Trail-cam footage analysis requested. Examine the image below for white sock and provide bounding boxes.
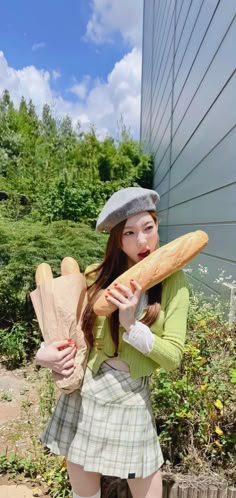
[73,490,101,498]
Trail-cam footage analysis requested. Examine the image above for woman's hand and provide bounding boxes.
[35,339,77,377]
[105,279,142,331]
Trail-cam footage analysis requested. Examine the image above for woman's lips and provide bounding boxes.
[137,249,150,260]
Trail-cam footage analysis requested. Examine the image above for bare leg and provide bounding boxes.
[127,469,162,498]
[67,461,101,497]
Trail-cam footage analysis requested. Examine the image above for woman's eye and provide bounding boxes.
[123,231,133,236]
[145,225,154,231]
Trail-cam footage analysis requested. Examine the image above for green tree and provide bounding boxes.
[0,92,154,222]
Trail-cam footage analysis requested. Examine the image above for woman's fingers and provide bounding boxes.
[36,342,77,373]
[111,283,133,298]
[58,344,77,360]
[59,347,76,370]
[106,291,135,311]
[54,355,76,375]
[107,279,142,304]
[54,339,73,349]
[60,366,75,377]
[105,293,122,307]
[107,288,129,303]
[130,279,142,293]
[61,358,75,370]
[106,279,142,331]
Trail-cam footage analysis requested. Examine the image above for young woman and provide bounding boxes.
[36,187,189,498]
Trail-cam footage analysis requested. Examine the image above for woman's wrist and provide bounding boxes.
[123,321,154,354]
[125,321,136,333]
[35,347,47,367]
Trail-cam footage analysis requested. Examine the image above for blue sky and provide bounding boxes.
[0,0,143,138]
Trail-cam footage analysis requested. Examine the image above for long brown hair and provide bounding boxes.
[82,211,162,354]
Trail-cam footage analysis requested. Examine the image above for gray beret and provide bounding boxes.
[96,187,160,232]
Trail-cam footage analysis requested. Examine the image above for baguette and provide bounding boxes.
[61,256,80,275]
[61,256,86,323]
[93,230,208,316]
[31,258,88,394]
[35,263,53,286]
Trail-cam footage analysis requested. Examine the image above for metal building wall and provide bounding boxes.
[140,0,236,295]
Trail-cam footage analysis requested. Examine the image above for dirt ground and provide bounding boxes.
[0,477,46,498]
[0,361,52,498]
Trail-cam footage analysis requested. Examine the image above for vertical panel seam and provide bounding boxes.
[150,0,155,150]
[139,0,146,142]
[167,0,177,242]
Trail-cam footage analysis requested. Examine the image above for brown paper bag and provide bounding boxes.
[30,273,89,394]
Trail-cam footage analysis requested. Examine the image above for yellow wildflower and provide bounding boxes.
[214,399,223,410]
[215,426,224,436]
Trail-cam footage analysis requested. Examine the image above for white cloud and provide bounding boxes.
[51,70,61,81]
[61,47,141,138]
[51,69,61,81]
[69,76,91,100]
[0,43,141,138]
[56,47,142,138]
[0,51,53,111]
[32,42,46,51]
[0,2,143,139]
[85,0,143,47]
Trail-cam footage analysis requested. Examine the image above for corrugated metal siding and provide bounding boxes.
[140,0,155,149]
[140,0,236,295]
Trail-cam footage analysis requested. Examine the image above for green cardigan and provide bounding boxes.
[85,265,189,379]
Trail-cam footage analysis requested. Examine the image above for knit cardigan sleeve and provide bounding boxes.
[146,270,189,371]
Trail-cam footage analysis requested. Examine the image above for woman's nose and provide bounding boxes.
[137,232,146,246]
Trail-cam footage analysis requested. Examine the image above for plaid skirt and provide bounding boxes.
[41,363,164,479]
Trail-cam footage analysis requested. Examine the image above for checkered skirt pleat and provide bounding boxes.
[41,363,164,478]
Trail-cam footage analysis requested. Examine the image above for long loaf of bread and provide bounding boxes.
[61,256,80,275]
[31,258,88,394]
[93,230,208,316]
[61,257,86,324]
[35,263,53,286]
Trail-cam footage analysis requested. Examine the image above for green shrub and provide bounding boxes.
[39,370,56,423]
[0,322,39,366]
[34,177,144,227]
[0,451,71,497]
[150,294,236,482]
[0,218,107,362]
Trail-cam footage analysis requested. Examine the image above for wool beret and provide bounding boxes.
[96,187,160,232]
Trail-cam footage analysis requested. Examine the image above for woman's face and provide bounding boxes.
[121,211,159,267]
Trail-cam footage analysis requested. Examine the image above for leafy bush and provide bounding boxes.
[150,293,236,482]
[0,90,153,225]
[0,218,107,362]
[0,451,71,497]
[0,90,153,364]
[0,322,39,367]
[35,177,134,226]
